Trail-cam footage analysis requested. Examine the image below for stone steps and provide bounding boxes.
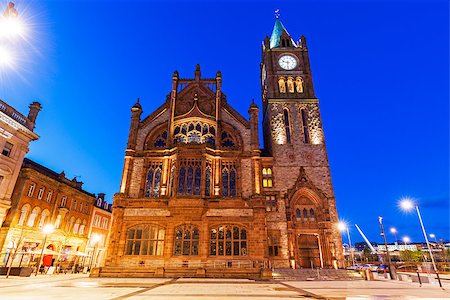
[272,268,363,281]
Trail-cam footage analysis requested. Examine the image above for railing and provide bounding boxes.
[126,259,268,269]
[0,99,33,130]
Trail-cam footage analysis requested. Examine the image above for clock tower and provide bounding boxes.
[260,17,344,269]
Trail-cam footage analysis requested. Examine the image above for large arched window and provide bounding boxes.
[283,109,291,144]
[73,218,81,234]
[173,122,215,147]
[178,160,202,196]
[173,225,199,256]
[205,163,212,197]
[293,197,318,223]
[26,207,39,227]
[210,225,247,256]
[145,162,163,197]
[38,209,50,228]
[300,109,310,144]
[125,224,165,256]
[18,205,30,226]
[221,162,237,197]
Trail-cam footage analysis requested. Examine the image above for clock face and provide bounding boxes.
[278,55,297,70]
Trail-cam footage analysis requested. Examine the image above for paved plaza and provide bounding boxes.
[0,274,449,299]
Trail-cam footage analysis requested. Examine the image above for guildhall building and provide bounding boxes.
[100,18,344,278]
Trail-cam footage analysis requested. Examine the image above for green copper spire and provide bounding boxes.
[269,18,296,49]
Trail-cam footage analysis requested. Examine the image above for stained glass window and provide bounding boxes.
[221,162,237,197]
[178,160,202,196]
[210,225,247,256]
[173,122,216,147]
[178,167,186,194]
[125,225,165,256]
[145,162,162,198]
[222,168,229,197]
[205,166,211,197]
[194,168,201,195]
[284,109,291,144]
[173,225,199,256]
[301,109,310,144]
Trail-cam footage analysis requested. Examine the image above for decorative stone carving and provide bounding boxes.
[123,208,171,217]
[205,209,253,217]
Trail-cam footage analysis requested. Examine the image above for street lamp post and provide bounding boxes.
[400,198,443,288]
[35,224,54,276]
[338,222,355,267]
[378,216,397,280]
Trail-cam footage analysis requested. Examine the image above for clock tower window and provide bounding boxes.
[278,77,286,93]
[283,109,292,144]
[287,77,295,93]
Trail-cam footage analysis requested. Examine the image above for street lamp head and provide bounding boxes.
[399,197,415,212]
[390,227,397,234]
[429,233,435,239]
[337,221,348,232]
[91,233,101,243]
[402,236,410,243]
[42,224,54,235]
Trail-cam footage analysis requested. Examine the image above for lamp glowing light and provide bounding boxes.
[337,221,347,231]
[42,224,54,235]
[91,233,101,243]
[0,46,14,67]
[399,197,415,212]
[390,227,397,234]
[402,236,410,244]
[0,17,25,38]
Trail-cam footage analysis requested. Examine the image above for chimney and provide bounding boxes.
[27,102,42,129]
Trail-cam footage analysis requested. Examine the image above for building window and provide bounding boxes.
[205,163,212,197]
[27,183,36,197]
[60,196,67,207]
[79,202,83,212]
[125,225,165,256]
[38,210,49,228]
[102,217,108,229]
[265,195,277,212]
[18,205,30,226]
[73,220,80,234]
[72,200,77,211]
[295,207,316,222]
[268,237,279,256]
[301,109,310,144]
[210,225,247,256]
[144,162,163,198]
[46,190,53,203]
[262,168,273,188]
[26,207,39,227]
[177,160,202,196]
[79,224,85,235]
[283,109,291,144]
[55,214,62,228]
[37,187,45,200]
[221,162,237,197]
[174,225,199,256]
[2,142,13,157]
[173,122,215,147]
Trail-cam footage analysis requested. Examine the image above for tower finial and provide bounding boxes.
[275,9,280,19]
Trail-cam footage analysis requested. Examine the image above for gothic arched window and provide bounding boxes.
[287,77,295,93]
[221,162,237,197]
[296,208,301,220]
[301,109,310,144]
[278,77,286,93]
[283,109,291,144]
[205,166,211,197]
[303,208,308,219]
[310,208,315,220]
[125,224,165,256]
[174,225,199,256]
[173,122,216,147]
[144,162,163,198]
[178,160,202,196]
[295,76,304,93]
[209,225,247,256]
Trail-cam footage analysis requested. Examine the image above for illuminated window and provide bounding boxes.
[37,187,44,200]
[46,190,53,203]
[174,225,199,256]
[18,205,30,226]
[26,207,39,227]
[173,122,215,147]
[265,195,277,212]
[144,162,163,197]
[268,236,279,256]
[126,225,165,256]
[222,162,237,197]
[283,109,291,144]
[262,167,273,188]
[301,109,310,144]
[60,196,67,207]
[178,160,202,196]
[27,183,35,197]
[210,225,247,256]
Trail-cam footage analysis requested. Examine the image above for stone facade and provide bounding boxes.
[101,17,344,278]
[0,100,41,227]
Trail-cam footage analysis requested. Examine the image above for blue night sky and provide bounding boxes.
[3,0,448,244]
